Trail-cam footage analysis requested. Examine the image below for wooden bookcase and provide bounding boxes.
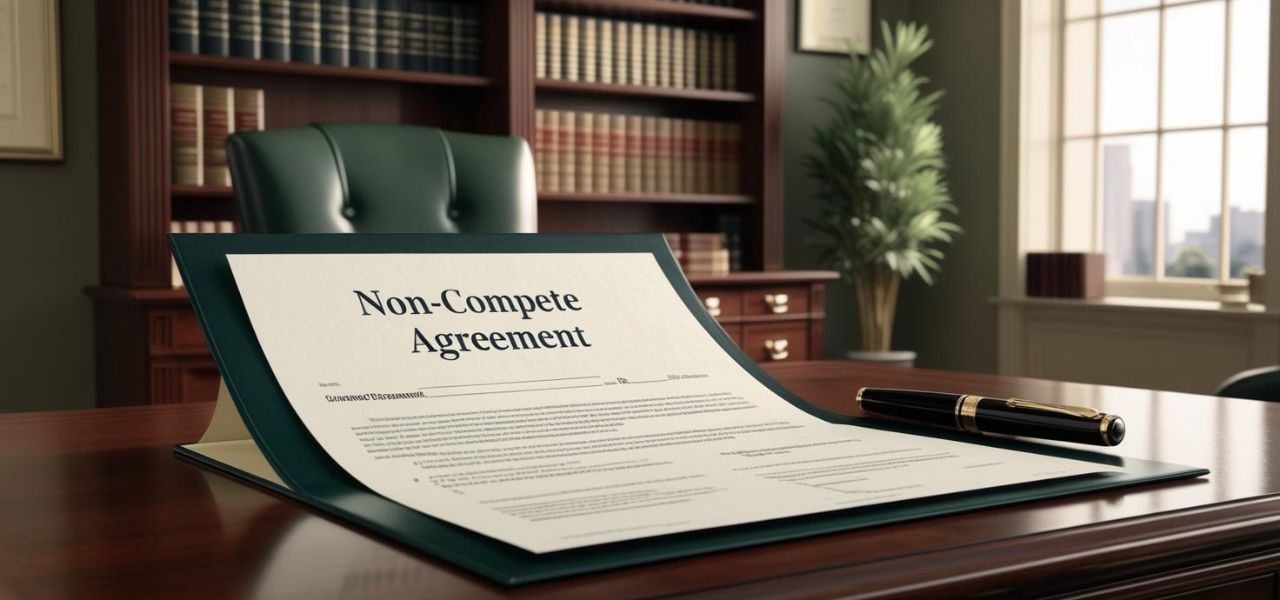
[89,0,835,407]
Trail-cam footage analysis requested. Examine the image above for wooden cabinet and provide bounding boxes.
[690,272,837,365]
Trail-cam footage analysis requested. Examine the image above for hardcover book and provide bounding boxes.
[349,0,378,67]
[535,12,547,78]
[202,86,235,188]
[230,0,262,58]
[199,0,231,56]
[376,0,404,70]
[260,0,290,60]
[290,0,322,64]
[576,112,594,193]
[170,0,200,53]
[171,84,204,187]
[402,0,428,71]
[564,16,580,82]
[320,0,351,66]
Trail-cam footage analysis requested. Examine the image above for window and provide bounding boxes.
[1058,0,1268,296]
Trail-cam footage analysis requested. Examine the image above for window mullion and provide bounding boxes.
[1219,0,1234,283]
[1154,5,1167,281]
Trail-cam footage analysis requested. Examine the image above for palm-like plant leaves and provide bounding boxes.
[805,22,959,288]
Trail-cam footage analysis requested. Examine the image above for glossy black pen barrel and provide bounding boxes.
[857,388,1125,446]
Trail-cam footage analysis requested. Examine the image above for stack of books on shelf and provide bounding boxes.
[664,232,730,275]
[535,12,736,91]
[534,109,740,195]
[169,220,238,287]
[171,84,266,187]
[170,0,480,75]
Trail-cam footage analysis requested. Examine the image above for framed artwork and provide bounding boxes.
[0,0,61,160]
[796,0,872,56]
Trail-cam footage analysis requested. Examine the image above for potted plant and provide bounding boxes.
[805,22,960,365]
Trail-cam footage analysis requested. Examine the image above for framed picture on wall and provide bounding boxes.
[797,0,872,56]
[0,0,61,161]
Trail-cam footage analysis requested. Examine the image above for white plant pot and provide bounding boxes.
[845,350,918,367]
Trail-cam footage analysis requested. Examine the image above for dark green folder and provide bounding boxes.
[169,233,1207,586]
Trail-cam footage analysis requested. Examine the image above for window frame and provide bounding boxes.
[1032,0,1275,301]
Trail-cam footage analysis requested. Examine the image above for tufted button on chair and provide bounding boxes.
[227,123,537,234]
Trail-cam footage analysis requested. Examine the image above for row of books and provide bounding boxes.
[171,84,266,187]
[535,13,736,91]
[170,221,238,287]
[534,109,741,195]
[170,0,481,75]
[664,231,736,275]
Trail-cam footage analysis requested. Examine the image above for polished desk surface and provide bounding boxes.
[1,361,1277,599]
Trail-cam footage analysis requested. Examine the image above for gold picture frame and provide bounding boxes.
[796,0,871,56]
[0,0,61,161]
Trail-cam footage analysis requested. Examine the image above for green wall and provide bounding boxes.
[783,0,1002,373]
[0,1,98,412]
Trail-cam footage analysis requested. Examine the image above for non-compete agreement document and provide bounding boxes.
[228,253,1121,553]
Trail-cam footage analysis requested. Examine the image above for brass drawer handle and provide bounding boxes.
[764,293,789,314]
[764,339,789,361]
[703,296,722,318]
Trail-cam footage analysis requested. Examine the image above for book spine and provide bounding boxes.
[535,12,546,79]
[593,112,609,192]
[699,31,713,90]
[321,0,350,66]
[670,26,684,89]
[725,34,736,91]
[547,14,562,79]
[696,120,711,193]
[290,0,321,64]
[199,0,230,56]
[628,22,642,85]
[641,116,657,193]
[233,88,266,132]
[564,16,579,82]
[422,1,444,72]
[613,20,628,86]
[609,114,626,193]
[560,112,576,193]
[260,0,290,60]
[582,17,597,83]
[625,115,642,192]
[462,3,480,75]
[171,84,204,187]
[656,117,672,194]
[675,119,689,193]
[577,112,594,193]
[725,123,740,193]
[598,17,612,84]
[710,32,724,90]
[202,86,234,188]
[376,0,403,70]
[657,25,671,88]
[230,0,262,58]
[684,28,697,89]
[170,0,200,53]
[349,0,377,67]
[642,24,657,87]
[448,3,465,74]
[534,109,546,192]
[546,110,561,192]
[402,0,427,70]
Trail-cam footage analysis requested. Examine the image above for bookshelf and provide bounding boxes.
[90,0,834,407]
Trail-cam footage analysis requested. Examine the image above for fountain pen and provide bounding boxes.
[856,388,1126,446]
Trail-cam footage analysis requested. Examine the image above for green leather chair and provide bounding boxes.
[227,123,536,234]
[1215,366,1280,401]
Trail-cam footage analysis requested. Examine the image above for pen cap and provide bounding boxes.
[856,388,961,429]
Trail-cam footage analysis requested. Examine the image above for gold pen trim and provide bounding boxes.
[1005,398,1103,420]
[959,395,982,433]
[1099,414,1115,445]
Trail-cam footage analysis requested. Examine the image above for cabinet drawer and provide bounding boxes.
[743,286,810,317]
[719,322,743,348]
[695,287,743,321]
[742,322,810,363]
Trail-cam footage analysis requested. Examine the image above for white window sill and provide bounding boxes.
[991,295,1279,320]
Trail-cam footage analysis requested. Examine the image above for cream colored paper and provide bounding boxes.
[228,253,1119,553]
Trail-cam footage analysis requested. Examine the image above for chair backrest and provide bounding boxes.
[227,123,536,234]
[1214,366,1280,401]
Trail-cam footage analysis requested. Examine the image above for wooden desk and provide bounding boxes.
[2,361,1277,598]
